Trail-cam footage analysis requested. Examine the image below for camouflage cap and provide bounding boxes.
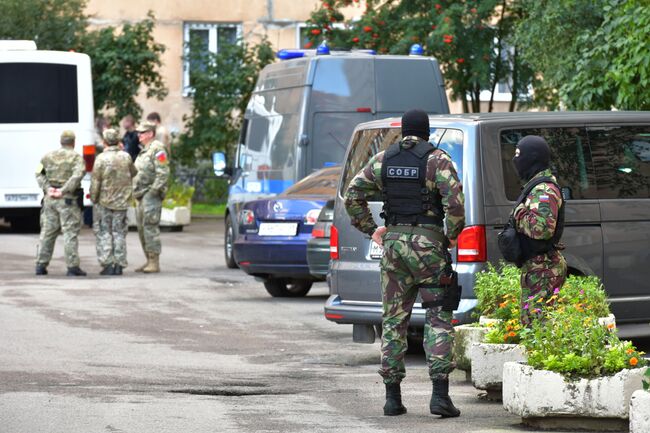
[136,120,156,133]
[60,130,76,145]
[102,128,120,145]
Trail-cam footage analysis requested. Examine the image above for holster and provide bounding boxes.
[440,270,462,312]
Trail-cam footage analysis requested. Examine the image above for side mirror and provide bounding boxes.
[212,152,228,177]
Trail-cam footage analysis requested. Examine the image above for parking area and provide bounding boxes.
[0,219,647,432]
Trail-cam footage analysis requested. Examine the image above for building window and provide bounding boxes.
[296,23,346,49]
[183,22,242,93]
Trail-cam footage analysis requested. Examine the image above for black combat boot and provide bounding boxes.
[35,264,48,275]
[384,383,407,416]
[100,264,115,275]
[113,265,123,275]
[66,266,87,276]
[430,375,460,417]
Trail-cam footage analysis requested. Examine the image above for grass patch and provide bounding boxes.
[192,202,227,217]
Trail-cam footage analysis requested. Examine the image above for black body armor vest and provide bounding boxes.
[380,138,444,226]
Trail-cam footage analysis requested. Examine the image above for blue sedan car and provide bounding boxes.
[233,166,341,297]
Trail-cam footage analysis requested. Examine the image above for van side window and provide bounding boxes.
[588,126,650,199]
[500,127,597,201]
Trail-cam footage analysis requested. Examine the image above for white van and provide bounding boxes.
[0,41,95,230]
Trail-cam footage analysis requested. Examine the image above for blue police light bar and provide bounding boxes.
[316,41,330,55]
[410,44,424,56]
[276,49,306,60]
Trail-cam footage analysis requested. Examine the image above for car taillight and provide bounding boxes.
[457,225,487,262]
[240,209,255,225]
[83,145,96,172]
[304,209,321,225]
[330,225,339,260]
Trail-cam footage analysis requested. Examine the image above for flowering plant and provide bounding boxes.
[522,308,646,378]
[644,367,650,391]
[473,262,520,319]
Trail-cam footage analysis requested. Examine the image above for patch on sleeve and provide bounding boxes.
[538,201,551,216]
[35,163,44,174]
[539,194,550,202]
[155,150,168,164]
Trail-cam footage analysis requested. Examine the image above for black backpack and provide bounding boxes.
[497,176,563,267]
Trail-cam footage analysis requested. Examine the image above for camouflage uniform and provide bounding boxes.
[35,131,85,268]
[90,129,137,268]
[133,133,169,256]
[344,136,465,385]
[514,168,567,326]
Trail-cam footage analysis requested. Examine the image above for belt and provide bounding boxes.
[386,225,448,244]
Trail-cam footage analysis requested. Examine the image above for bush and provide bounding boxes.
[522,308,646,378]
[474,262,521,319]
[644,368,650,391]
[163,182,195,209]
[556,274,610,318]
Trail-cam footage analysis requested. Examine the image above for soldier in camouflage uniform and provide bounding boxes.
[35,130,87,276]
[133,121,170,273]
[344,110,465,417]
[512,135,567,326]
[90,128,137,275]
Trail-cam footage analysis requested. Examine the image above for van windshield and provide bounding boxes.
[0,63,79,123]
[340,126,464,195]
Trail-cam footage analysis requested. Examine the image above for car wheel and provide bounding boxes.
[224,214,238,269]
[264,278,313,297]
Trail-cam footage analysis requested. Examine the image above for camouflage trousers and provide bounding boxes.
[93,205,128,267]
[136,190,162,255]
[520,250,567,327]
[36,197,82,267]
[379,233,455,385]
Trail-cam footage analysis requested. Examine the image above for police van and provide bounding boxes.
[326,112,650,342]
[213,43,449,268]
[0,41,95,230]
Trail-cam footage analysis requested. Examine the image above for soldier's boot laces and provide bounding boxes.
[35,264,48,275]
[384,383,407,416]
[66,266,87,277]
[142,253,160,273]
[100,264,115,276]
[113,265,123,275]
[430,376,460,418]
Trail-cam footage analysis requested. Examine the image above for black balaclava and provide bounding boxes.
[513,135,551,182]
[401,109,430,141]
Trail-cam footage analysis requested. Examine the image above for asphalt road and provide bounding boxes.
[0,219,645,433]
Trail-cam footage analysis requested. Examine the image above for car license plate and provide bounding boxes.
[5,194,38,202]
[258,222,298,236]
[369,240,384,259]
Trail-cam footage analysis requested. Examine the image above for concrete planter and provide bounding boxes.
[630,390,650,433]
[126,206,191,227]
[453,325,489,377]
[470,343,527,400]
[161,206,191,227]
[503,362,647,431]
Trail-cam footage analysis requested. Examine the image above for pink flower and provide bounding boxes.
[533,308,541,313]
[528,296,535,300]
[579,290,585,295]
[553,288,560,294]
[523,303,529,310]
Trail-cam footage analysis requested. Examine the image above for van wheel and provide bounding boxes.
[224,215,238,269]
[264,278,313,297]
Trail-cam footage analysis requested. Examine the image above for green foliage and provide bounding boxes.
[557,275,611,318]
[175,38,274,166]
[307,0,536,112]
[81,12,168,120]
[0,0,167,122]
[522,308,646,378]
[0,0,87,50]
[163,182,195,209]
[561,0,650,110]
[191,203,226,217]
[644,367,650,391]
[474,262,521,318]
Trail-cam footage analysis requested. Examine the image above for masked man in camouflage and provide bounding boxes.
[35,130,87,276]
[344,110,465,418]
[90,129,137,275]
[511,135,567,326]
[133,121,169,273]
